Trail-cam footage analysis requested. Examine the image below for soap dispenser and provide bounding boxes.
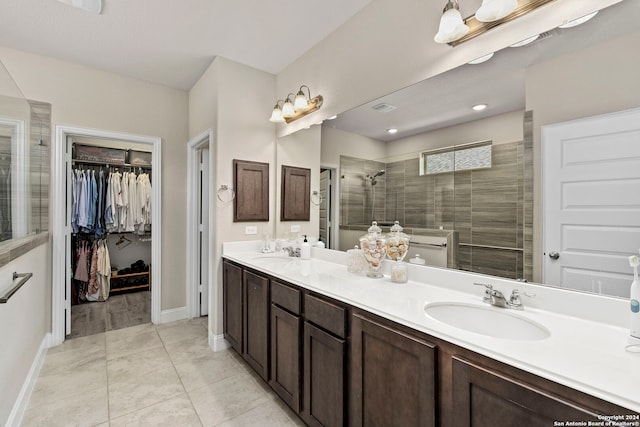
[300,235,311,260]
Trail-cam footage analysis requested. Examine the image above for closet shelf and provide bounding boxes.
[110,271,150,279]
[110,283,149,293]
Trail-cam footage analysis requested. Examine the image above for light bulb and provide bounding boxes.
[434,2,469,44]
[475,0,517,22]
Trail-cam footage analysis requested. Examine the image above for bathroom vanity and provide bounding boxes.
[222,243,639,426]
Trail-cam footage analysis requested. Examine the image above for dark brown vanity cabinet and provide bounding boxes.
[270,280,302,412]
[302,294,348,427]
[222,260,243,353]
[223,259,637,427]
[350,311,437,427]
[448,354,634,427]
[222,260,270,380]
[243,269,270,381]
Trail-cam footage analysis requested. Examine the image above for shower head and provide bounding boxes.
[366,170,385,186]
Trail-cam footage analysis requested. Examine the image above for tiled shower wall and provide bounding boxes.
[340,137,533,280]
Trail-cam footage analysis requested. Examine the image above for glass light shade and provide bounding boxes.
[294,92,309,111]
[468,52,494,64]
[281,99,296,118]
[269,106,285,123]
[510,34,539,47]
[434,8,469,44]
[475,0,518,22]
[558,11,598,29]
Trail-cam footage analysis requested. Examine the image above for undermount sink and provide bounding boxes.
[251,254,295,264]
[424,302,550,341]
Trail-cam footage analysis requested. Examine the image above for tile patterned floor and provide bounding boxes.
[22,318,305,427]
[69,291,151,339]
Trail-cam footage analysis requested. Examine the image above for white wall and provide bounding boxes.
[526,30,640,282]
[0,46,189,311]
[384,110,524,162]
[0,243,49,425]
[320,126,386,165]
[189,57,276,339]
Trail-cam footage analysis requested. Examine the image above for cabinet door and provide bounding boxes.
[222,261,243,353]
[302,322,346,427]
[270,304,301,412]
[243,270,269,380]
[451,356,610,426]
[350,313,437,427]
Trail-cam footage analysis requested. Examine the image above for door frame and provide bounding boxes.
[321,164,339,249]
[51,125,162,347]
[187,129,214,318]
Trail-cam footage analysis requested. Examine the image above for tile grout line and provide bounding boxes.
[104,330,112,425]
[155,321,206,427]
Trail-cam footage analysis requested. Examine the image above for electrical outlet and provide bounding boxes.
[245,226,257,235]
[290,225,301,232]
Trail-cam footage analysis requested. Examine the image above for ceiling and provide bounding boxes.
[0,0,371,90]
[329,0,639,142]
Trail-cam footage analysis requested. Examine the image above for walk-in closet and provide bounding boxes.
[67,136,153,339]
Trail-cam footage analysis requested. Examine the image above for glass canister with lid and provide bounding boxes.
[386,221,410,263]
[387,221,410,283]
[359,221,388,278]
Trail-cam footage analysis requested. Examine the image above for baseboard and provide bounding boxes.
[209,332,230,352]
[6,333,50,427]
[159,306,188,324]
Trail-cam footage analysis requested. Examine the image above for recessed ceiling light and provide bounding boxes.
[327,115,337,120]
[558,11,598,29]
[509,34,540,47]
[472,104,487,111]
[387,128,398,134]
[468,52,494,65]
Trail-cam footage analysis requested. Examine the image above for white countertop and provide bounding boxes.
[222,242,640,413]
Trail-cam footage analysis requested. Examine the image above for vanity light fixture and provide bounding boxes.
[269,86,323,124]
[434,0,555,46]
[468,52,494,64]
[434,0,470,44]
[558,11,598,29]
[472,104,488,111]
[475,0,517,22]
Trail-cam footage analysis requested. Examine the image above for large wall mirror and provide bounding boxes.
[0,59,51,264]
[277,0,640,300]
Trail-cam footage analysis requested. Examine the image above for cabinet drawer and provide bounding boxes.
[271,280,301,315]
[305,294,346,338]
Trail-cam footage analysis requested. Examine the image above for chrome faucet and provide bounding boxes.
[506,289,536,310]
[283,246,301,257]
[474,283,535,310]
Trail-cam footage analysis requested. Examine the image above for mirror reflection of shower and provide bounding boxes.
[365,170,385,222]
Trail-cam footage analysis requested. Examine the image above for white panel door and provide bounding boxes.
[543,108,640,297]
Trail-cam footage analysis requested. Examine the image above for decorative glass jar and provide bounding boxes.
[359,221,388,278]
[386,221,410,262]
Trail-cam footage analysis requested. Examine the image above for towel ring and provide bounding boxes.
[217,185,235,203]
[311,190,323,206]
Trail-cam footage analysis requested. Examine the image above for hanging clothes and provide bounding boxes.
[71,236,111,304]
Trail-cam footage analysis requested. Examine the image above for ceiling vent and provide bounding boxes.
[372,103,397,113]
